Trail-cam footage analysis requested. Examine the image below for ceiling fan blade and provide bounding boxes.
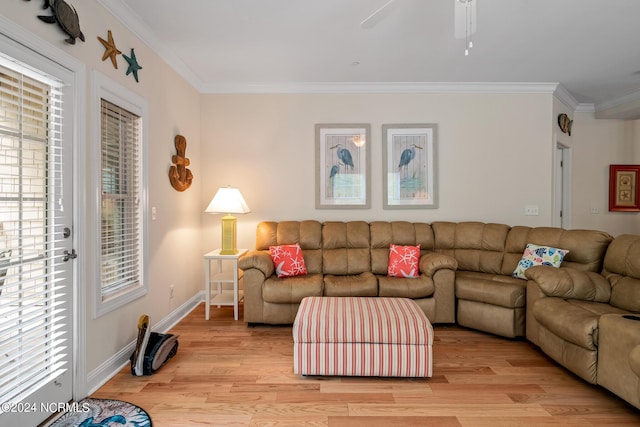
[360,0,397,29]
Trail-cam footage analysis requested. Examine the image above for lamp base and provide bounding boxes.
[220,214,238,255]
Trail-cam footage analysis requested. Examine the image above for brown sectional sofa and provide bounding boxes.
[525,234,640,408]
[239,220,457,325]
[238,220,640,409]
[431,222,613,338]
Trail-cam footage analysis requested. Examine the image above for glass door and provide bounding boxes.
[0,53,74,426]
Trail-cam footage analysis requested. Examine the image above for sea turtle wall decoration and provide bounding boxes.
[28,0,85,45]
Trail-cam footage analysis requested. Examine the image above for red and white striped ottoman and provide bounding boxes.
[292,296,433,377]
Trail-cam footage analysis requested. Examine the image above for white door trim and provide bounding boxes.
[0,15,89,400]
[553,140,572,229]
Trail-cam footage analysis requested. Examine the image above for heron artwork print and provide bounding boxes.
[316,124,370,208]
[383,124,437,209]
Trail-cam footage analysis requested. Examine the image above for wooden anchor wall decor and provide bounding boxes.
[169,135,193,192]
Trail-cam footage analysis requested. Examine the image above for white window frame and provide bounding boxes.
[92,71,148,318]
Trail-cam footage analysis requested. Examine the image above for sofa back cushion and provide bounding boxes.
[370,221,435,275]
[432,221,509,274]
[502,226,612,275]
[322,221,370,275]
[255,221,323,274]
[602,234,640,312]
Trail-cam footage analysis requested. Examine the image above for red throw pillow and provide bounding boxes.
[388,244,421,278]
[269,243,308,278]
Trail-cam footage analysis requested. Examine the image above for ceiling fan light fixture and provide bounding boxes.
[455,0,476,56]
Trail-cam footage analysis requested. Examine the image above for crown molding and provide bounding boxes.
[596,88,640,112]
[553,84,579,111]
[554,85,595,114]
[95,0,204,90]
[575,103,596,113]
[199,81,560,95]
[555,84,640,119]
[594,88,640,120]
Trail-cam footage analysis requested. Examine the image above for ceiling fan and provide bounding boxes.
[360,0,477,55]
[360,0,398,29]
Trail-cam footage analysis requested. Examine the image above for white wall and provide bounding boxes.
[202,93,640,248]
[571,112,640,236]
[1,2,203,389]
[200,92,554,251]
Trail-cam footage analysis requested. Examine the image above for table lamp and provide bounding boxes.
[205,187,250,255]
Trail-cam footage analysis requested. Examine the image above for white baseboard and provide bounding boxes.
[86,291,204,394]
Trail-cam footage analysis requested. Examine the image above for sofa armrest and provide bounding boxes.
[524,265,611,302]
[420,252,458,277]
[630,345,640,379]
[238,250,274,277]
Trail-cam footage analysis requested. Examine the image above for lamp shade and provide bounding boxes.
[205,187,250,255]
[205,187,251,214]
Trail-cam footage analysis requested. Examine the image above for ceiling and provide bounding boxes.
[103,0,640,118]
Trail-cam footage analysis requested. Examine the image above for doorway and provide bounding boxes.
[0,36,77,426]
[554,143,571,229]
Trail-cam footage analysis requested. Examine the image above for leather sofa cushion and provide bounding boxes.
[533,298,627,349]
[603,235,640,312]
[503,226,612,275]
[322,221,371,275]
[607,275,640,312]
[455,271,525,308]
[432,221,509,274]
[604,234,640,277]
[378,275,435,299]
[255,221,323,274]
[323,272,377,297]
[256,220,322,249]
[262,273,324,304]
[370,221,435,275]
[525,266,611,302]
[631,345,640,378]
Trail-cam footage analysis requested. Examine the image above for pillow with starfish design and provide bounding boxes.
[269,243,308,278]
[388,244,421,278]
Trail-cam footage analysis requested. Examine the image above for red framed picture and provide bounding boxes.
[609,165,640,212]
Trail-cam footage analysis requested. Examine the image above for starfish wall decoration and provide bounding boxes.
[123,48,142,82]
[97,30,122,69]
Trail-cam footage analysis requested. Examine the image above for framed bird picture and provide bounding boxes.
[382,124,438,209]
[315,123,371,209]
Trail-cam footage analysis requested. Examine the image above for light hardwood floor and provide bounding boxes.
[92,303,640,426]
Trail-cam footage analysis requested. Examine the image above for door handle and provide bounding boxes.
[63,249,78,262]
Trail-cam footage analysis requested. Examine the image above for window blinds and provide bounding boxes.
[100,99,142,298]
[0,63,68,405]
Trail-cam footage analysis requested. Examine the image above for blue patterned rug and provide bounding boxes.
[48,398,151,427]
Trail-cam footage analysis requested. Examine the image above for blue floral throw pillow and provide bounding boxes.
[512,243,569,279]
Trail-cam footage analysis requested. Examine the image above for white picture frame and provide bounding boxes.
[383,124,438,209]
[315,124,371,209]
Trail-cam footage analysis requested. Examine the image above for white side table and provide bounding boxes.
[204,249,247,321]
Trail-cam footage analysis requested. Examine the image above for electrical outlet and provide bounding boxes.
[591,207,600,214]
[525,205,539,216]
[169,285,174,299]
